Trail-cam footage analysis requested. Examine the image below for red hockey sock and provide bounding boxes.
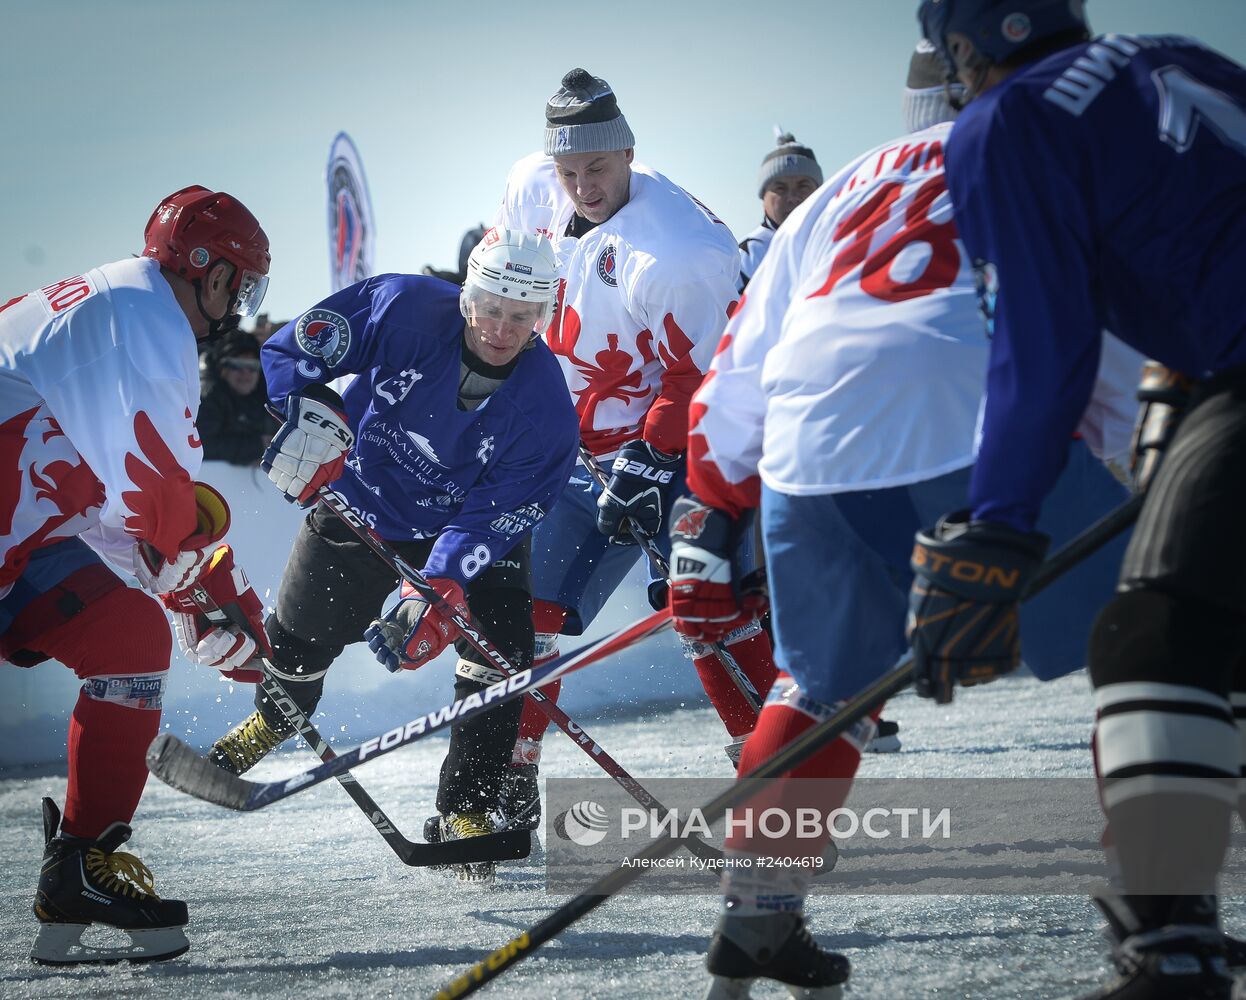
[724,676,880,876]
[64,692,161,839]
[26,586,172,840]
[692,628,779,737]
[513,600,567,766]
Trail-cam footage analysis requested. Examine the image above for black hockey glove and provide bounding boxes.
[906,512,1048,704]
[1129,361,1194,493]
[595,440,682,545]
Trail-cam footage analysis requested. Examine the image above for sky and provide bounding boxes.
[4,0,1246,325]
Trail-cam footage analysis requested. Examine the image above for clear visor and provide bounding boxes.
[463,285,553,337]
[232,269,269,319]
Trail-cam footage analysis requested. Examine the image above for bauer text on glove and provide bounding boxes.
[595,439,682,544]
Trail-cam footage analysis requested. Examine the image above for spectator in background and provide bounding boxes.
[249,313,286,344]
[198,332,272,465]
[422,223,488,286]
[737,132,822,292]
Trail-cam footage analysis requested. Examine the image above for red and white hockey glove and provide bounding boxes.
[365,578,468,673]
[164,544,271,676]
[134,481,232,594]
[263,384,354,507]
[667,494,767,642]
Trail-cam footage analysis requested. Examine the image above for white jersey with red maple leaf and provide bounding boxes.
[495,152,739,457]
[0,256,203,591]
[687,121,1141,515]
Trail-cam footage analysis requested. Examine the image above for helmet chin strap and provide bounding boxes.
[192,274,240,341]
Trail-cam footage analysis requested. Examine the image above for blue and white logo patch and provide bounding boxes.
[972,259,999,339]
[295,309,352,368]
[375,368,422,406]
[476,435,495,465]
[596,244,618,287]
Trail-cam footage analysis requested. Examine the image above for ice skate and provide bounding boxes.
[1078,925,1232,999]
[438,813,498,884]
[499,763,541,832]
[1223,931,1246,970]
[704,912,848,1000]
[30,798,189,966]
[864,718,901,753]
[209,709,292,775]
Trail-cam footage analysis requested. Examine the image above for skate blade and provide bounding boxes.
[785,985,843,1000]
[454,864,496,886]
[704,975,756,999]
[31,922,190,965]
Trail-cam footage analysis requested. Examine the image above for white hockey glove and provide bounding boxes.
[133,482,232,594]
[162,544,270,676]
[263,384,354,507]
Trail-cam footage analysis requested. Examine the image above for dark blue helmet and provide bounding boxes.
[919,0,1089,75]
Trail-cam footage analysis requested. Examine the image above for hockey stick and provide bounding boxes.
[311,487,722,862]
[577,444,762,712]
[191,587,528,867]
[146,608,672,811]
[428,489,1145,999]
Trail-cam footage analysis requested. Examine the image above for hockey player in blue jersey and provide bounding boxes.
[209,229,578,882]
[914,2,1246,997]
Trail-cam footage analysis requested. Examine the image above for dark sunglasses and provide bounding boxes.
[222,358,262,373]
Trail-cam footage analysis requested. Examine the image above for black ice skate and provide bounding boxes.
[499,763,541,832]
[1079,925,1233,1000]
[704,911,849,999]
[864,718,901,754]
[31,798,189,966]
[209,709,292,774]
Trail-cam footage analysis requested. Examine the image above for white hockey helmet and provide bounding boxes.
[460,227,560,334]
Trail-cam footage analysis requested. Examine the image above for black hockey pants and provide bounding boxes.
[254,502,532,814]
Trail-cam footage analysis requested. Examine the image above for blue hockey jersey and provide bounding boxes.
[945,34,1246,531]
[263,274,579,587]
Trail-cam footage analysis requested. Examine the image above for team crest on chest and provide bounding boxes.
[596,244,618,287]
[295,309,352,367]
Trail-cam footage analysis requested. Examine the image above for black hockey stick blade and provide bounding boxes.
[145,610,671,812]
[146,733,530,865]
[147,733,254,811]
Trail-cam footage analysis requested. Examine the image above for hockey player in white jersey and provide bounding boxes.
[0,186,271,964]
[493,68,783,826]
[669,44,1137,998]
[736,132,823,292]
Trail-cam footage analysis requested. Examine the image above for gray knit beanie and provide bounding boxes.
[544,68,636,156]
[903,39,964,133]
[757,133,822,198]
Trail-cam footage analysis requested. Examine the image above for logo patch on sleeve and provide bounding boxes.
[294,309,352,367]
[596,245,618,287]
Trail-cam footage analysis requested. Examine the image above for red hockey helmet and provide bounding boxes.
[143,186,272,317]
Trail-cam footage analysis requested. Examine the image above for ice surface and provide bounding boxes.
[4,671,1242,999]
